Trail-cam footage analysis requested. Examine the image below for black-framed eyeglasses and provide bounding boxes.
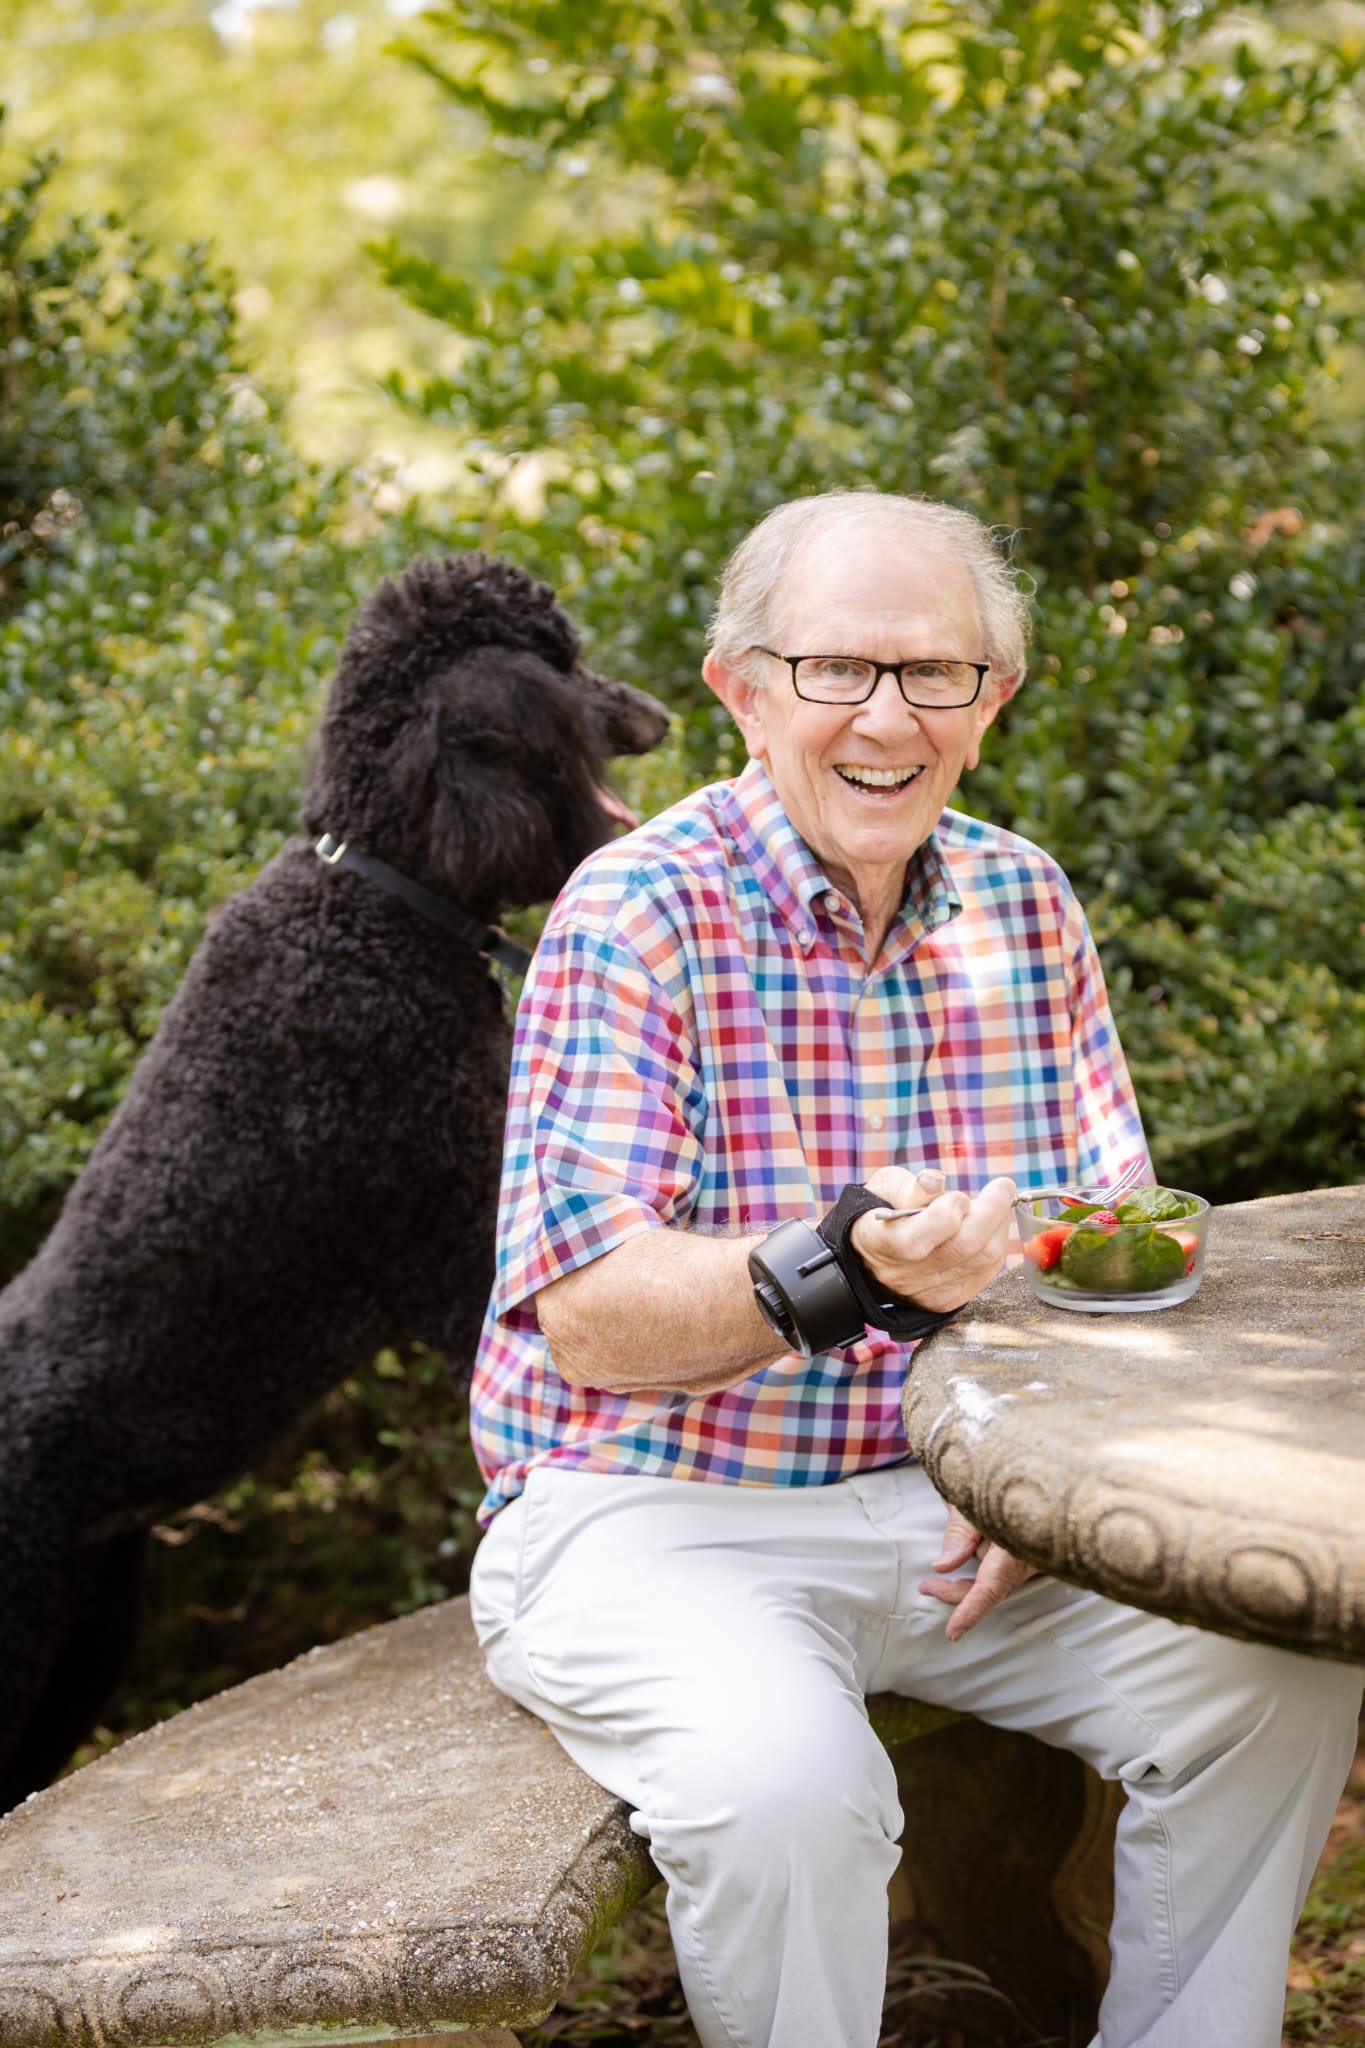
[752,647,989,709]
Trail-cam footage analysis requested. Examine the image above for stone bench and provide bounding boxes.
[0,1597,1116,2048]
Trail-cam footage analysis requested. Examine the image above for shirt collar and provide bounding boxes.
[718,760,962,957]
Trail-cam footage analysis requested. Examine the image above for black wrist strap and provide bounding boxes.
[817,1185,956,1342]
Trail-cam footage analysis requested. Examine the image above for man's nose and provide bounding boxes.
[852,669,920,734]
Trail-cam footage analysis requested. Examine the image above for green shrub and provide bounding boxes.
[379,0,1365,1196]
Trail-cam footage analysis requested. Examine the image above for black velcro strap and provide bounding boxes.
[817,1185,956,1342]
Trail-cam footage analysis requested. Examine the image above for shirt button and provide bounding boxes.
[866,1112,884,1130]
[797,928,813,949]
[824,892,842,913]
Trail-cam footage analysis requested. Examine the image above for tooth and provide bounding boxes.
[839,765,921,787]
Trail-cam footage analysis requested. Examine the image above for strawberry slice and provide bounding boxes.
[1025,1224,1072,1270]
[1083,1209,1120,1231]
[1170,1227,1200,1276]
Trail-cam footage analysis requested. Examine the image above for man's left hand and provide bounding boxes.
[919,1504,1039,1640]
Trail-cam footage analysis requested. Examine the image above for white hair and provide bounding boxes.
[706,490,1033,692]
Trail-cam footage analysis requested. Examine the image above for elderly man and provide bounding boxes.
[468,492,1360,2048]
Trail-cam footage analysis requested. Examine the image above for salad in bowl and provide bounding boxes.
[1016,1184,1209,1314]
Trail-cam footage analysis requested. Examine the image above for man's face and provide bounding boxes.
[705,528,1005,906]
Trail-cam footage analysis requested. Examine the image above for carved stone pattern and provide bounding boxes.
[0,1809,654,2048]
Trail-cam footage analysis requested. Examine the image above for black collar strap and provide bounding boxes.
[314,833,534,977]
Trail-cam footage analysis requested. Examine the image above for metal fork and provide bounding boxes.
[876,1151,1149,1222]
[1054,1149,1149,1209]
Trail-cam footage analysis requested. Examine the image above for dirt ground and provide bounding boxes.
[523,1731,1365,2048]
[1282,1734,1365,2046]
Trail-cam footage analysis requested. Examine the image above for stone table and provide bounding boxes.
[902,1185,1365,1660]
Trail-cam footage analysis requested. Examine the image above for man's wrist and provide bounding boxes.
[816,1186,954,1342]
[748,1189,955,1357]
[747,1218,866,1357]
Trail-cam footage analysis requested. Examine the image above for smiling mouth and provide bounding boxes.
[835,764,925,794]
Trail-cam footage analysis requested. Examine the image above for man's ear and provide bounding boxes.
[702,650,768,760]
[962,671,1018,773]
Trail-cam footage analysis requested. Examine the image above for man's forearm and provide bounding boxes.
[534,1169,1016,1397]
[536,1228,789,1395]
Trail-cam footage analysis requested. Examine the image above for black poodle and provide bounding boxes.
[0,551,669,1811]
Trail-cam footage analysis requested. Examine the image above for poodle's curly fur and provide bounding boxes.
[0,552,669,1810]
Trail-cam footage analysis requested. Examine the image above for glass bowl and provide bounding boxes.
[1015,1187,1211,1314]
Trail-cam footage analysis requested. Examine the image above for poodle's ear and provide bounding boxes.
[422,699,566,914]
[378,696,444,828]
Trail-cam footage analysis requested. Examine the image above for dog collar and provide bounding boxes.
[314,833,534,977]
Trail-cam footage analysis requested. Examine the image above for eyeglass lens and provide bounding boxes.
[793,657,981,706]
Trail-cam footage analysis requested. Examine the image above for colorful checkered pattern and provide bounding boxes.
[470,760,1148,1522]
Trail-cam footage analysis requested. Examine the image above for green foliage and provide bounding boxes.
[380,0,1365,1197]
[1283,1830,1365,2042]
[1,0,509,464]
[1100,807,1365,1196]
[0,159,237,595]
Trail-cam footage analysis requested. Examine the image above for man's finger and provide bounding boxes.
[932,1505,982,1572]
[867,1176,1015,1269]
[919,1573,974,1607]
[942,1552,1039,1641]
[868,1188,972,1262]
[932,1176,1016,1263]
[862,1165,946,1212]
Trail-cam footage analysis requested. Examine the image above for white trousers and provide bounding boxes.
[469,1462,1361,2048]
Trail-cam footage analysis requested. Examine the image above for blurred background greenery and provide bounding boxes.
[1,0,1363,1758]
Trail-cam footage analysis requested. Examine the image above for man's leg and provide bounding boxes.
[856,1462,1363,2048]
[470,1468,903,2048]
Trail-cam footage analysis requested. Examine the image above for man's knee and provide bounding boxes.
[648,1710,902,1875]
[1242,1645,1362,1762]
[1154,1629,1362,1783]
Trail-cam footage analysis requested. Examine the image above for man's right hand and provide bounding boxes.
[849,1167,1015,1316]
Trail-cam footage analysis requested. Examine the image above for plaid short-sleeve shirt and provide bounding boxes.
[470,760,1147,1523]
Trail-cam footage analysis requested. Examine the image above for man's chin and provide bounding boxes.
[833,794,939,861]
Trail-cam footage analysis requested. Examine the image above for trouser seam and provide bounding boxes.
[1049,1632,1182,2017]
[1153,1785,1180,2007]
[845,1474,904,1688]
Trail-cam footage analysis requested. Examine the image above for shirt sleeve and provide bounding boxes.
[1066,897,1152,1189]
[492,910,706,1331]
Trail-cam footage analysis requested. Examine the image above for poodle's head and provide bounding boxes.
[301,553,671,915]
